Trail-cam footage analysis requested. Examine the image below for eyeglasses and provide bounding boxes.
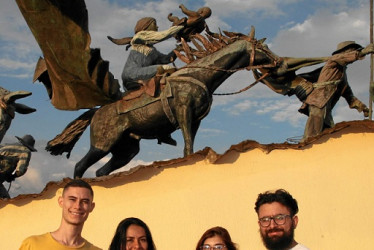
[258,214,291,227]
[200,244,227,250]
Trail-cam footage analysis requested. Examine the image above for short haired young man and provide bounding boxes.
[254,189,309,250]
[19,179,101,250]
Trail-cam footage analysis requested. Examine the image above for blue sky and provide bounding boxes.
[0,0,372,197]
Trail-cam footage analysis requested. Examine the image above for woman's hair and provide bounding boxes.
[109,217,156,250]
[195,226,237,250]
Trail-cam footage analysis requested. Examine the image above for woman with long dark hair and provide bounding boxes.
[109,217,156,250]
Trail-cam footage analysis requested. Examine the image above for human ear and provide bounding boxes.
[58,196,63,208]
[292,215,299,229]
[89,201,95,212]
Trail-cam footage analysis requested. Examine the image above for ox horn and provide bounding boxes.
[258,38,266,43]
[107,36,132,46]
[3,91,32,104]
[248,25,255,39]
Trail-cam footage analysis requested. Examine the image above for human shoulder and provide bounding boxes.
[19,233,102,250]
[0,144,25,151]
[290,243,310,250]
[0,144,30,156]
[19,233,52,250]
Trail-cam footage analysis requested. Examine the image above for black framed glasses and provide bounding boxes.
[258,214,291,227]
[200,244,227,250]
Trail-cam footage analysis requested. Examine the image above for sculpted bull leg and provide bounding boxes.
[96,137,140,177]
[74,146,108,178]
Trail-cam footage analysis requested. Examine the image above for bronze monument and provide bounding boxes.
[15,0,370,178]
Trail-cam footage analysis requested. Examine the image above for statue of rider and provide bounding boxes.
[108,17,184,91]
[123,17,184,91]
[108,17,185,146]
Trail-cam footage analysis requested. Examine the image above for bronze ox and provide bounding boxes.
[0,87,36,143]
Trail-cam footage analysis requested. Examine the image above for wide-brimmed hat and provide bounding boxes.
[332,41,363,55]
[16,135,37,152]
[134,17,156,34]
[107,17,155,48]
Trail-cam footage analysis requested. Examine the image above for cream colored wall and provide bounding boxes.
[1,126,374,250]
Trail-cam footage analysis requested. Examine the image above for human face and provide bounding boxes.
[201,235,227,250]
[124,224,148,250]
[58,187,95,226]
[344,47,357,53]
[257,202,298,249]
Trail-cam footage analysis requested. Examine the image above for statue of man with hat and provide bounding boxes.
[300,41,374,140]
[107,17,185,146]
[0,134,37,199]
[108,17,185,91]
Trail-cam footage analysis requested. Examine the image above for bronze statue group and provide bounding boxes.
[2,3,374,199]
[111,6,373,143]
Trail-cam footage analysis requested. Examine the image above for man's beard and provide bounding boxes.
[260,226,295,250]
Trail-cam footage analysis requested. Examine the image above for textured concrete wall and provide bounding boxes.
[1,121,374,250]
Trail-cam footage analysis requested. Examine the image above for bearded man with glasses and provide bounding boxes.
[254,189,309,250]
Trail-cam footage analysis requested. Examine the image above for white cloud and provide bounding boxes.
[198,128,226,137]
[205,0,289,18]
[269,100,305,128]
[0,58,34,71]
[271,6,370,57]
[222,99,259,115]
